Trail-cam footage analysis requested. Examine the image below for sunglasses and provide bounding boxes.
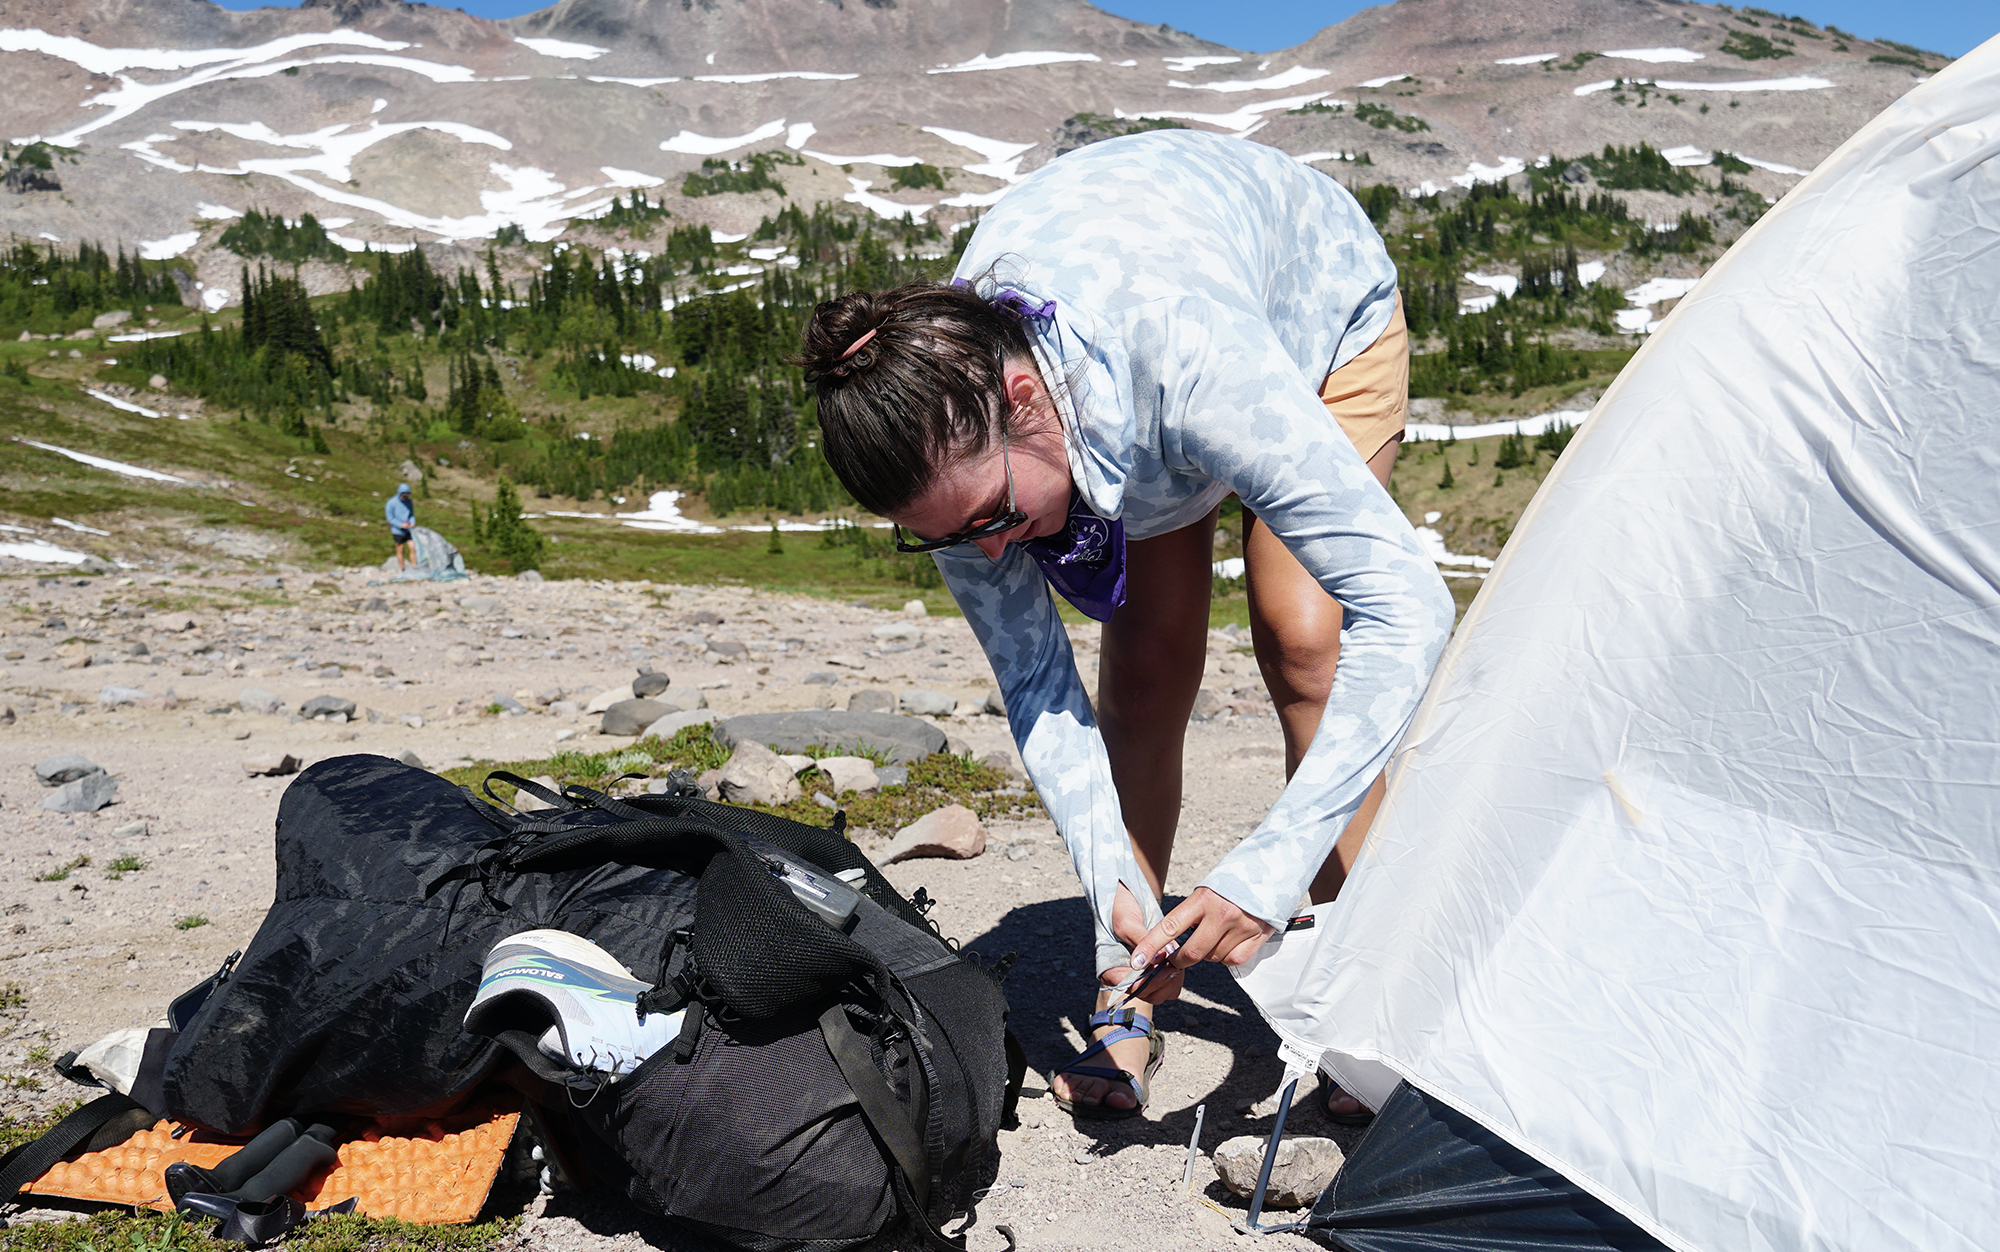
[893,430,1029,554]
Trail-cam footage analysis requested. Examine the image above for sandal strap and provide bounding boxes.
[1087,1007,1153,1035]
[1056,1025,1149,1075]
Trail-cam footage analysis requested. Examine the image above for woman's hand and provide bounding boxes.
[1132,886,1276,972]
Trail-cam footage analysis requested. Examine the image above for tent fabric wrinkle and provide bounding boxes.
[1288,31,2000,1252]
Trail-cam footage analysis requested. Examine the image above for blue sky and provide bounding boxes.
[210,1,1995,59]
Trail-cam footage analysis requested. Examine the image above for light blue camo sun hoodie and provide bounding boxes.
[938,130,1455,972]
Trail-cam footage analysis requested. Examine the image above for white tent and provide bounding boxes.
[1302,33,2000,1252]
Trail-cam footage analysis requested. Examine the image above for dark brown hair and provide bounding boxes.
[799,280,1034,516]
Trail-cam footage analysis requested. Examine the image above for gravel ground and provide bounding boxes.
[0,563,1349,1250]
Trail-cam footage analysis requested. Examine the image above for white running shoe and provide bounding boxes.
[463,929,685,1078]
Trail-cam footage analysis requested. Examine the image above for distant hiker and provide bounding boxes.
[385,482,416,570]
[801,130,1452,1123]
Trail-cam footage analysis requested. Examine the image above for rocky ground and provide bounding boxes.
[0,562,1360,1250]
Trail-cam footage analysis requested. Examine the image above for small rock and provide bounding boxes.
[882,804,986,863]
[242,751,300,777]
[112,820,148,838]
[35,754,101,787]
[695,767,722,798]
[147,373,169,390]
[0,706,14,725]
[300,694,357,720]
[1190,688,1223,722]
[313,664,342,679]
[641,710,716,740]
[813,791,838,809]
[1005,843,1032,861]
[687,609,724,626]
[847,689,896,715]
[535,687,565,706]
[707,638,749,659]
[870,622,923,643]
[125,641,149,657]
[42,772,118,813]
[777,753,814,775]
[92,309,132,329]
[554,728,576,742]
[583,684,635,715]
[371,663,395,678]
[395,748,426,769]
[150,612,198,633]
[399,713,425,729]
[445,644,475,666]
[632,669,671,699]
[255,575,284,590]
[876,764,910,788]
[982,687,1006,716]
[601,698,673,736]
[232,728,251,740]
[516,569,545,583]
[1212,1135,1346,1210]
[97,685,151,705]
[945,734,972,757]
[397,459,426,482]
[59,654,93,670]
[511,774,563,812]
[460,595,505,616]
[901,599,928,618]
[659,687,708,712]
[491,694,529,716]
[75,557,114,576]
[900,689,958,717]
[978,750,1023,781]
[238,687,282,716]
[547,700,580,717]
[717,739,803,805]
[824,654,867,669]
[803,671,838,685]
[816,756,880,796]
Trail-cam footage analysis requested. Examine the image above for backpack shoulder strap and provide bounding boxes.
[0,1092,146,1206]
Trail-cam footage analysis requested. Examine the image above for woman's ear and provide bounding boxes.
[1003,361,1051,423]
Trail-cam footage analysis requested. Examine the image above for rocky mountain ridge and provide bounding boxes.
[0,0,1949,300]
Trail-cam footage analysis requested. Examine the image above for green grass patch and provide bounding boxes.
[173,915,209,931]
[33,857,89,883]
[442,728,1038,831]
[105,855,145,880]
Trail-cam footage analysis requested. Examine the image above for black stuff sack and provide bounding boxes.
[161,754,1022,1252]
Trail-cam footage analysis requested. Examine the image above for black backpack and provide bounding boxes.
[160,754,1024,1251]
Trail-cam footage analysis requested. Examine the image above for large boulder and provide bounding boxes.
[1213,1134,1346,1210]
[717,739,803,805]
[42,772,118,813]
[35,754,101,787]
[882,804,986,863]
[601,698,673,736]
[713,711,945,765]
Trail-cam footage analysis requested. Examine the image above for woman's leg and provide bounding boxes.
[1243,437,1400,1120]
[1049,505,1219,1113]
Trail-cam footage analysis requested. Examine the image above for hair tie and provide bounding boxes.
[840,328,879,359]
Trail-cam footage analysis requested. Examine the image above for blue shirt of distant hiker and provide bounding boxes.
[385,490,415,531]
[942,130,1454,969]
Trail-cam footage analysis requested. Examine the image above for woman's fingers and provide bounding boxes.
[1132,887,1274,971]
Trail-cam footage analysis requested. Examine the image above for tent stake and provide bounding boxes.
[1235,1076,1303,1237]
[1181,1103,1206,1194]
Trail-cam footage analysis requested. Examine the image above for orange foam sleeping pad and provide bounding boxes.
[22,1095,521,1225]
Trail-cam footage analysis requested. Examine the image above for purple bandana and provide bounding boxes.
[1024,492,1127,622]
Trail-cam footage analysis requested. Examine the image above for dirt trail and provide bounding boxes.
[0,563,1349,1250]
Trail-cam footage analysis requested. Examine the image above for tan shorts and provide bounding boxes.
[1319,291,1409,463]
